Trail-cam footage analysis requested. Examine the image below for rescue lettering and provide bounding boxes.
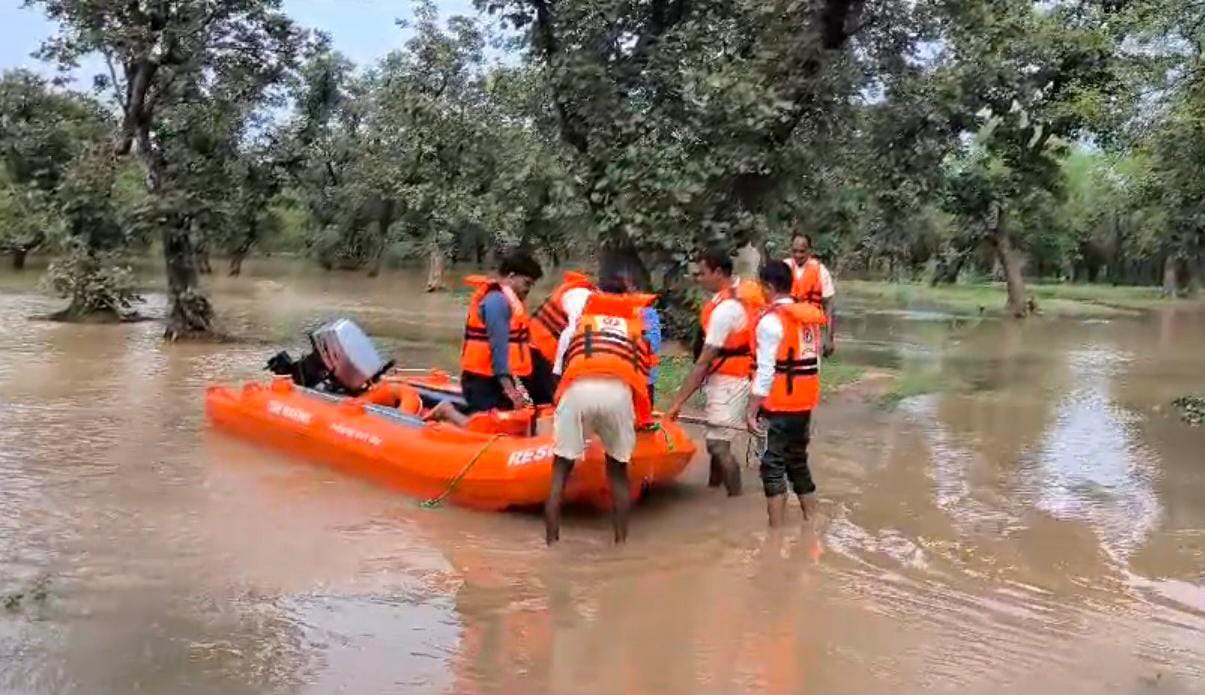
[267,401,313,425]
[506,445,554,467]
[329,423,382,447]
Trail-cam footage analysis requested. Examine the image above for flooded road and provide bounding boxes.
[2,260,1203,694]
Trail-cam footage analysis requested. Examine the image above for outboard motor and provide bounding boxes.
[266,319,395,394]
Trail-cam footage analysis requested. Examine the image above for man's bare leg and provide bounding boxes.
[424,400,470,427]
[707,440,742,496]
[545,456,575,545]
[605,456,631,543]
[798,492,818,521]
[767,494,787,527]
[706,442,723,488]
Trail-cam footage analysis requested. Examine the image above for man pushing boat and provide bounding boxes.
[545,274,657,545]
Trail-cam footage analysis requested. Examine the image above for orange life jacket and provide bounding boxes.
[529,271,595,362]
[556,292,656,426]
[785,257,826,308]
[700,279,765,378]
[751,301,827,413]
[460,275,533,378]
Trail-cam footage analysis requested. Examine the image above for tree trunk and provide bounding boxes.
[599,240,651,290]
[426,240,447,292]
[993,206,1028,318]
[931,246,968,285]
[367,199,395,278]
[228,218,259,277]
[133,127,215,339]
[1110,210,1124,284]
[12,248,28,271]
[163,218,215,340]
[196,239,213,275]
[1162,254,1180,297]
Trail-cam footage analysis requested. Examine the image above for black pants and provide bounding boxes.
[460,372,530,414]
[759,411,815,497]
[526,351,558,406]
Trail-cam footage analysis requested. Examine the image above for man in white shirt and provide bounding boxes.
[746,260,827,526]
[665,247,757,496]
[785,232,836,357]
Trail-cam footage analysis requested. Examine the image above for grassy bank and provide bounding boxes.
[842,280,1195,318]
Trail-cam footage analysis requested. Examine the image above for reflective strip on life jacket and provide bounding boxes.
[562,327,651,378]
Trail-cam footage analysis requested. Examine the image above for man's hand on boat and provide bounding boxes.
[501,376,532,408]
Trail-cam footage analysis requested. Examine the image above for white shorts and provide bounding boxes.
[703,375,749,442]
[553,378,637,463]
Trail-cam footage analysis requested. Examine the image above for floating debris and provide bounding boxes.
[1171,396,1205,426]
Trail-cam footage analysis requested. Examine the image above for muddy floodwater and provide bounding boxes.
[2,259,1204,694]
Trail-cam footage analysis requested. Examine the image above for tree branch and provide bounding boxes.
[529,0,591,154]
[103,52,125,110]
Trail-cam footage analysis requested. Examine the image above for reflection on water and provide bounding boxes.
[2,261,1204,693]
[1027,348,1160,562]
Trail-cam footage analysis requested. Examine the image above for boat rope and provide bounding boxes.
[419,434,505,509]
[745,425,768,470]
[674,413,765,469]
[645,421,675,452]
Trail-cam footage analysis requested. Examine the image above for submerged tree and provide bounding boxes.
[29,0,302,338]
[0,69,142,319]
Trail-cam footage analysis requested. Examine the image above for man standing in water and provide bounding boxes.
[784,231,836,357]
[459,253,544,414]
[665,247,762,496]
[546,275,655,544]
[528,271,595,406]
[746,260,827,525]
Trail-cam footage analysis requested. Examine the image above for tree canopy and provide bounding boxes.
[2,0,1202,334]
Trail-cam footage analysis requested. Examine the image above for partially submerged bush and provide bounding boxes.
[1172,396,1205,426]
[42,242,143,320]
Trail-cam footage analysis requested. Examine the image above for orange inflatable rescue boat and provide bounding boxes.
[205,319,695,511]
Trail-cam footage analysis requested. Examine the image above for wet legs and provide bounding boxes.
[706,439,742,496]
[545,456,574,545]
[605,455,630,544]
[544,455,631,545]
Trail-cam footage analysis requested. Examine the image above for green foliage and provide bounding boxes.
[43,241,142,319]
[0,69,141,312]
[820,358,866,397]
[272,3,580,274]
[476,0,887,281]
[7,0,1205,323]
[28,0,303,335]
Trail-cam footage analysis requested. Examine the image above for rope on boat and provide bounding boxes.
[419,434,505,509]
[646,421,675,452]
[675,413,766,469]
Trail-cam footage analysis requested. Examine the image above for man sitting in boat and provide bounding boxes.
[423,399,534,437]
[460,252,545,414]
[545,274,657,545]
